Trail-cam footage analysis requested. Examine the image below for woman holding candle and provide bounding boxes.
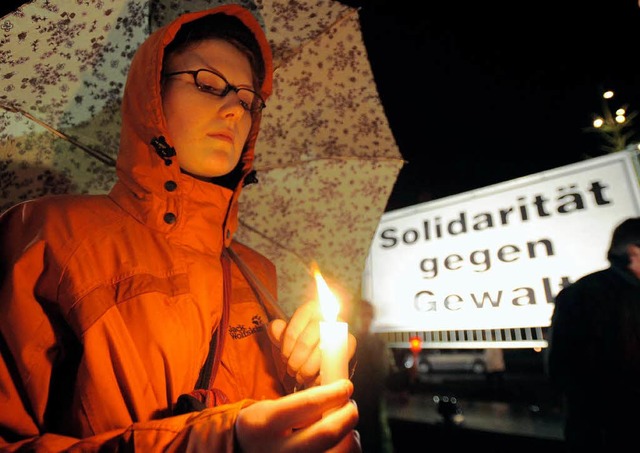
[0,5,358,452]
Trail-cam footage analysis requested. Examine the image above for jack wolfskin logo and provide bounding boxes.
[229,315,265,339]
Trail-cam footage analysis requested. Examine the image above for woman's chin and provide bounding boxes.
[180,161,239,180]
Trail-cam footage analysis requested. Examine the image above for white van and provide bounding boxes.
[402,349,487,374]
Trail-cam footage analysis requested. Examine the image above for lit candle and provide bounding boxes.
[314,267,349,385]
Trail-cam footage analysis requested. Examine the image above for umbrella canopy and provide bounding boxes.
[0,0,404,316]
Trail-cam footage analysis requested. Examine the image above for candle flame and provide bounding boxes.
[313,265,340,322]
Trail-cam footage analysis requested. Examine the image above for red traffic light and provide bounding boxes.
[409,336,422,354]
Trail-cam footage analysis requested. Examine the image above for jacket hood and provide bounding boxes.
[113,5,273,246]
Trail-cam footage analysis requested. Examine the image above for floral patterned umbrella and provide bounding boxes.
[0,0,403,316]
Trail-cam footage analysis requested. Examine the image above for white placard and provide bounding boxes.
[363,150,640,332]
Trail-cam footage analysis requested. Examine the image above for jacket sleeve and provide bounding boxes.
[0,204,255,452]
[3,401,254,452]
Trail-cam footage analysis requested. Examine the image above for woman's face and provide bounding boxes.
[162,39,254,178]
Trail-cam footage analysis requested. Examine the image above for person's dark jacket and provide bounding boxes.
[548,257,640,450]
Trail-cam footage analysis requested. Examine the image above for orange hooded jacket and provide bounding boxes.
[0,5,288,451]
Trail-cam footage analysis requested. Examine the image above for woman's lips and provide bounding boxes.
[209,131,234,143]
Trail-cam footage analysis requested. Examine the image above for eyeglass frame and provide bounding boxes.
[162,68,266,112]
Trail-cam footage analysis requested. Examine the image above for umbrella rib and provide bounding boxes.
[0,102,117,167]
[254,155,406,172]
[237,219,314,275]
[275,6,361,69]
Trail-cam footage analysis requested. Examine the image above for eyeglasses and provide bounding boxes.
[163,68,266,113]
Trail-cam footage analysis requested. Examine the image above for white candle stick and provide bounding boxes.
[314,267,349,385]
[320,320,349,384]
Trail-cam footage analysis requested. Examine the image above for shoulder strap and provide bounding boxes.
[226,245,289,321]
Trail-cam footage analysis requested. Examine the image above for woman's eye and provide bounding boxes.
[199,83,217,93]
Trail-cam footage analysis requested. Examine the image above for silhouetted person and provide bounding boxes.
[548,217,640,452]
[351,299,394,453]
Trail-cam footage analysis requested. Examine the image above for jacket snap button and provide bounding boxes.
[163,212,177,224]
[164,180,177,191]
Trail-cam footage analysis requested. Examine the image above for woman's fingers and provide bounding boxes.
[271,379,353,427]
[268,318,286,346]
[268,301,326,385]
[280,392,359,452]
[235,379,357,453]
[281,300,319,359]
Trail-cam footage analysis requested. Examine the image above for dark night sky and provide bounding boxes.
[340,0,640,211]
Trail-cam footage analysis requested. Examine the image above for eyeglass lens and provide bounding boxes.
[196,70,263,111]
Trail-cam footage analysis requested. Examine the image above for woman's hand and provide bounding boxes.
[235,379,360,453]
[268,300,356,388]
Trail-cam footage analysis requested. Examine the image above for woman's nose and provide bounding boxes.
[219,91,246,117]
